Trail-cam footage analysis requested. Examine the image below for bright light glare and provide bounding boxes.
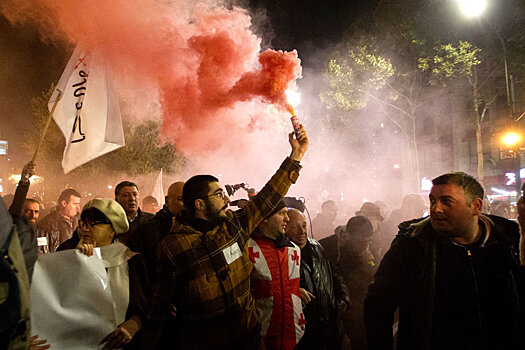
[458,0,486,17]
[502,132,520,146]
[9,174,42,183]
[285,90,301,107]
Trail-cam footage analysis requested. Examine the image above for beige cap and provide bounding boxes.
[83,198,129,234]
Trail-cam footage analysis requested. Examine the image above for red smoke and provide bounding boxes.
[0,1,302,154]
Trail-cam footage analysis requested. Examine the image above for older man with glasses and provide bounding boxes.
[146,126,309,350]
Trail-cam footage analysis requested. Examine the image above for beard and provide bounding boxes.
[204,201,228,225]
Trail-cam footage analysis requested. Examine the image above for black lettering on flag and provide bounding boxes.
[70,69,88,143]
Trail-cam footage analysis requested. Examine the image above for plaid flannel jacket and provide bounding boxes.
[150,157,302,330]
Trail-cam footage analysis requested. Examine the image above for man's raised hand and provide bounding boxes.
[289,124,308,162]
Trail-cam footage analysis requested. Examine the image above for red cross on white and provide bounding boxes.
[291,249,300,266]
[251,241,302,349]
[298,312,306,331]
[249,246,260,264]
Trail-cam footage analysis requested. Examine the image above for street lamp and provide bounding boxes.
[457,0,513,117]
[458,0,487,17]
[502,132,520,147]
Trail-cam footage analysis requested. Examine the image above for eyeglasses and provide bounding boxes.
[79,220,108,230]
[201,190,228,200]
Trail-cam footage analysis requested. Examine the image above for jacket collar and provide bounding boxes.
[409,214,495,246]
[171,211,222,235]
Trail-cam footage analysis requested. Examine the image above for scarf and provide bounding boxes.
[99,242,137,326]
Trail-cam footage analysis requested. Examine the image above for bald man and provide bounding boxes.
[128,181,185,277]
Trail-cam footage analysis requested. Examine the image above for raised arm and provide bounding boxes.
[235,125,308,236]
[9,161,35,215]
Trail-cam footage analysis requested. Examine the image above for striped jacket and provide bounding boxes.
[150,157,302,346]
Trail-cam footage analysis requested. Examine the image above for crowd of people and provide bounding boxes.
[1,125,525,350]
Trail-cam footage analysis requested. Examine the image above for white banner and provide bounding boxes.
[30,249,116,349]
[50,46,125,174]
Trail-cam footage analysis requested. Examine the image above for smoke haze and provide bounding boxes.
[1,0,465,239]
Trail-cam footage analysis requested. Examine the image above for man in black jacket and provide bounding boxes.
[320,216,377,350]
[127,181,185,277]
[114,181,154,244]
[365,172,525,350]
[286,208,350,350]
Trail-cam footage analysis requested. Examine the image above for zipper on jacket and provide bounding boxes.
[465,247,483,337]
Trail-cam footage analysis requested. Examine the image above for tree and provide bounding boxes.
[321,38,433,191]
[419,41,499,183]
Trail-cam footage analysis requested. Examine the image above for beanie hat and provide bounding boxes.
[82,198,129,234]
[265,199,287,219]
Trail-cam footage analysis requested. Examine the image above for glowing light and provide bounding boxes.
[380,123,384,128]
[107,185,113,190]
[505,169,525,185]
[505,173,515,186]
[458,0,486,17]
[421,177,432,191]
[502,132,520,146]
[491,187,517,197]
[362,198,368,203]
[9,174,42,183]
[285,90,301,109]
[393,164,400,169]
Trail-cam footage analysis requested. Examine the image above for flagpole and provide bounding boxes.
[32,90,63,163]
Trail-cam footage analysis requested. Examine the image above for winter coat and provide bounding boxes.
[146,157,302,350]
[36,208,77,253]
[127,206,173,278]
[116,208,154,245]
[364,215,525,350]
[320,234,377,350]
[296,238,350,350]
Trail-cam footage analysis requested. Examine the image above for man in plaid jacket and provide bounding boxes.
[147,126,308,349]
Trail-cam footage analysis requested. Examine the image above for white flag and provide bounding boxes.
[49,46,125,173]
[152,169,165,207]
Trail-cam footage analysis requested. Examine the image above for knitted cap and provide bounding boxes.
[264,199,288,219]
[82,198,129,234]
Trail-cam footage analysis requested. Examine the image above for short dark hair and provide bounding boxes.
[183,175,218,215]
[346,216,373,236]
[58,189,81,203]
[432,172,484,204]
[115,181,138,197]
[24,198,40,206]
